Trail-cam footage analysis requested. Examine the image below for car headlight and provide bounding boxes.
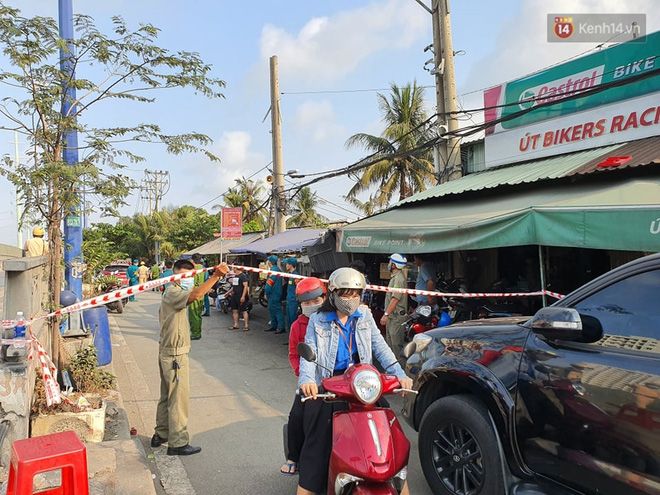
[412,333,433,353]
[351,369,382,405]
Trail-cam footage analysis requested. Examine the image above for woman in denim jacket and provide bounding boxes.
[297,267,412,495]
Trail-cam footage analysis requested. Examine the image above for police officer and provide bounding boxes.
[379,253,408,365]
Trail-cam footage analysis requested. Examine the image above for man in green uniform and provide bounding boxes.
[151,259,229,455]
[187,254,205,340]
[379,253,408,366]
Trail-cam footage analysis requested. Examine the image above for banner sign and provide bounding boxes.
[221,207,243,240]
[484,31,660,167]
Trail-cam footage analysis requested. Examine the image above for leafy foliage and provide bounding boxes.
[345,81,435,208]
[215,176,268,230]
[288,186,328,228]
[0,4,225,353]
[69,345,116,393]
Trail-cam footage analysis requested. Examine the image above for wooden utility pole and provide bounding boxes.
[431,0,462,183]
[269,56,286,234]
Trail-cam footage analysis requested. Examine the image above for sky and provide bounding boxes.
[0,0,658,246]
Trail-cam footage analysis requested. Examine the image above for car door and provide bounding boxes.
[516,267,660,494]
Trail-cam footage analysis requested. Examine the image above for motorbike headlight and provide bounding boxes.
[334,473,364,495]
[351,369,382,405]
[417,305,432,317]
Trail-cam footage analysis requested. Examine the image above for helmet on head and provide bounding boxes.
[296,277,325,302]
[33,226,45,237]
[388,253,407,268]
[284,257,298,267]
[327,267,366,292]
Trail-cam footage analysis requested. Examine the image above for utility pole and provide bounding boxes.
[269,56,286,234]
[140,169,170,263]
[428,0,462,183]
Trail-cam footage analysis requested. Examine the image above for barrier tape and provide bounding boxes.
[8,262,563,404]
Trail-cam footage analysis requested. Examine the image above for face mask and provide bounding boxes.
[301,302,322,317]
[179,278,194,291]
[331,291,361,316]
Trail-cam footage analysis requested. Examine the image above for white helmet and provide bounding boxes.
[328,267,366,292]
[388,253,407,268]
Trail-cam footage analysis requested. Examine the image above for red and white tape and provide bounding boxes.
[29,330,61,407]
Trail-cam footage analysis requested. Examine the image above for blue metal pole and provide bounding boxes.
[58,0,83,299]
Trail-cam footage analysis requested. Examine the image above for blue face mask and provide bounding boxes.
[179,278,194,291]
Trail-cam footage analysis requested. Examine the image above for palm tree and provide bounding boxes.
[214,177,268,230]
[343,193,388,218]
[345,81,435,207]
[288,187,328,228]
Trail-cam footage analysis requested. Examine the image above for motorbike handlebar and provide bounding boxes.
[393,388,418,395]
[300,392,337,402]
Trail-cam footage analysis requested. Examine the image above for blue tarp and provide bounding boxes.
[229,229,326,256]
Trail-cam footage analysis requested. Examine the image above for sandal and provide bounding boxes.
[280,460,298,476]
[242,327,250,331]
[228,325,239,330]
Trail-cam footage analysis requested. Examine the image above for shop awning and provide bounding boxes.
[183,232,265,256]
[338,178,660,254]
[230,228,326,256]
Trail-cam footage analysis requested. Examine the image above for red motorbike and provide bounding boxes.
[298,343,415,494]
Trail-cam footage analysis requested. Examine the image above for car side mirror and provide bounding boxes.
[529,307,585,341]
[401,341,417,359]
[297,342,316,362]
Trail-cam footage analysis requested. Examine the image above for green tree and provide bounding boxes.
[345,81,435,207]
[287,186,328,228]
[168,206,220,253]
[343,193,388,218]
[0,5,224,360]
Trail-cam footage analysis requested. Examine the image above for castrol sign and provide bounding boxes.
[484,31,660,168]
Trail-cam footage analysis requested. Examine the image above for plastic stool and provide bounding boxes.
[6,430,89,495]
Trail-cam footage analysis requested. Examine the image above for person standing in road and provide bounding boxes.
[151,259,229,456]
[379,253,408,365]
[23,226,49,257]
[264,255,285,333]
[188,254,205,340]
[160,259,174,294]
[413,254,436,306]
[127,259,139,302]
[138,261,149,284]
[201,258,211,317]
[228,266,250,331]
[280,257,299,335]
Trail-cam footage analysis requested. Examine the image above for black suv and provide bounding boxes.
[402,253,660,495]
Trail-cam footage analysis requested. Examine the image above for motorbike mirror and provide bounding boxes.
[297,342,317,362]
[401,341,417,359]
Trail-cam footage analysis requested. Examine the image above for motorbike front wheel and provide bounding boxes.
[418,394,504,495]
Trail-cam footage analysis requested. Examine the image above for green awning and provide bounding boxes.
[338,178,660,253]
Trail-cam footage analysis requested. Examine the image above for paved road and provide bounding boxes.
[111,291,434,495]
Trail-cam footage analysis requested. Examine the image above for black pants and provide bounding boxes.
[286,393,304,463]
[298,398,348,493]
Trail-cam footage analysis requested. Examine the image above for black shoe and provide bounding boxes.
[273,329,286,335]
[167,444,202,456]
[264,327,277,332]
[201,313,210,317]
[151,434,167,448]
[191,336,201,340]
[282,341,289,345]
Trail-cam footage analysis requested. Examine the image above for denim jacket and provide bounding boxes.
[298,309,406,388]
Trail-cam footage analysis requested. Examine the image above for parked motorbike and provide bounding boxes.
[252,279,268,308]
[296,342,416,494]
[216,281,232,314]
[97,275,127,314]
[402,304,451,343]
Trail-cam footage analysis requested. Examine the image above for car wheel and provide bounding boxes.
[419,394,504,495]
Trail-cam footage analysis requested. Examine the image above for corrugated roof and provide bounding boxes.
[395,136,660,207]
[229,228,326,256]
[571,135,660,175]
